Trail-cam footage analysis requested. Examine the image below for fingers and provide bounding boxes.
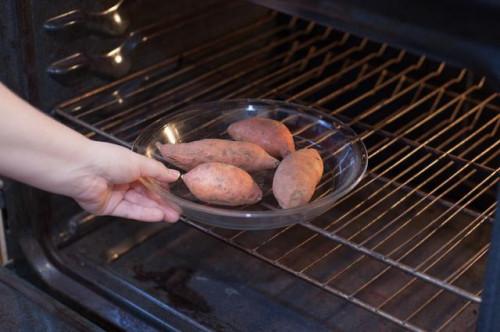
[87,142,179,184]
[124,188,180,222]
[160,206,180,222]
[125,189,159,208]
[141,186,181,222]
[112,200,167,222]
[80,188,180,222]
[138,156,180,183]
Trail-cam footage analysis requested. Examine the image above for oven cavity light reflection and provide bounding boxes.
[246,105,256,112]
[145,146,154,158]
[112,90,123,104]
[114,54,123,64]
[112,13,122,24]
[163,125,178,144]
[317,119,329,128]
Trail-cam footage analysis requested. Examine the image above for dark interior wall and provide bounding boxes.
[247,0,500,88]
[0,0,268,112]
[0,1,28,97]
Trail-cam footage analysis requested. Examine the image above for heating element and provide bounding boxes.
[53,12,498,331]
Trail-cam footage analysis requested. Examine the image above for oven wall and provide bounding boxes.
[247,0,500,87]
[3,0,268,111]
[0,1,32,98]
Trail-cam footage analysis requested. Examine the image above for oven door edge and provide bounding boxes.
[478,184,500,332]
[5,182,210,331]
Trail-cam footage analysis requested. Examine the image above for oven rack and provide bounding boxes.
[55,13,499,331]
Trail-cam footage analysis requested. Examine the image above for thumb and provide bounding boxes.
[138,156,180,183]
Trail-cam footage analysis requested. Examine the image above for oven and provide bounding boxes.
[1,1,499,331]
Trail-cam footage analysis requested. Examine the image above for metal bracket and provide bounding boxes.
[43,0,129,37]
[0,179,9,265]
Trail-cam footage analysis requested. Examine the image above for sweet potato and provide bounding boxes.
[272,149,324,209]
[156,139,279,171]
[228,117,295,158]
[182,162,262,206]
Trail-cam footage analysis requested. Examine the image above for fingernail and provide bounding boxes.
[166,169,181,179]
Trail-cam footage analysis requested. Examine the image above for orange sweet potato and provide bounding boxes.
[228,117,295,158]
[272,149,324,209]
[156,139,279,171]
[182,162,262,206]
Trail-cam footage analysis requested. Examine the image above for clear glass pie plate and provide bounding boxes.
[132,99,367,230]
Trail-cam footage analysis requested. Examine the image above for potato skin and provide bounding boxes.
[182,162,263,206]
[156,139,279,171]
[228,118,295,158]
[272,149,324,209]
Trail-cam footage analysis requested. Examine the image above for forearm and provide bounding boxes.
[0,84,93,196]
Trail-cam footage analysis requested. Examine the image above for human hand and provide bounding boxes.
[70,141,181,222]
[0,83,179,222]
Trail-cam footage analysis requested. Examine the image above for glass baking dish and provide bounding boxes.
[133,99,367,230]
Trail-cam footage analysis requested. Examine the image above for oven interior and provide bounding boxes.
[6,1,499,331]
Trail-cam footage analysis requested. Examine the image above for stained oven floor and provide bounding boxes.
[59,217,408,331]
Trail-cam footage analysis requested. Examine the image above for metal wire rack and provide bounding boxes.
[55,13,499,331]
